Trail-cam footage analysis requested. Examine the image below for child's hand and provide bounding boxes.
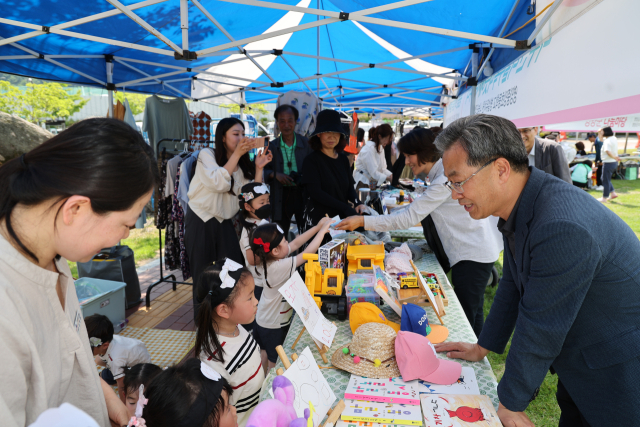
[318,216,335,231]
[255,147,273,169]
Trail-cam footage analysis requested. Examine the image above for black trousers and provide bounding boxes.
[450,260,494,337]
[184,209,244,320]
[276,186,304,237]
[557,379,592,427]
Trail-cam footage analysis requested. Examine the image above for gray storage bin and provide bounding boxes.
[75,277,126,332]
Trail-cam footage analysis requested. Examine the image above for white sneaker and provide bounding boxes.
[595,186,604,191]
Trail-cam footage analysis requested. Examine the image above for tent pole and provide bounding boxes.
[470,46,478,115]
[180,0,189,51]
[625,132,629,153]
[528,0,565,46]
[106,59,114,118]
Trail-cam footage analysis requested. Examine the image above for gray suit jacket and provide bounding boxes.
[533,136,571,183]
[478,168,640,424]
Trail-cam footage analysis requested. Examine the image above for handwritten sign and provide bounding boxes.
[280,272,337,348]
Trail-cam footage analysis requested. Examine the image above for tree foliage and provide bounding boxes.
[220,103,269,116]
[0,81,88,124]
[0,81,21,115]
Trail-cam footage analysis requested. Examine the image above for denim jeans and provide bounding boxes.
[601,162,617,198]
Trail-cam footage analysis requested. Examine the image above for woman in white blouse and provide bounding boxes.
[353,123,394,189]
[185,118,272,317]
[337,128,502,337]
[0,118,157,426]
[598,126,620,202]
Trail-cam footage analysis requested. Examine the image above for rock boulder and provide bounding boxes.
[0,112,52,163]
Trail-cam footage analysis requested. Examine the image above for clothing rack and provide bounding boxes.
[146,138,212,308]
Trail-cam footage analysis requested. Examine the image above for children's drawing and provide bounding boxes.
[270,347,337,427]
[420,395,500,427]
[345,375,420,405]
[280,272,337,348]
[341,400,423,426]
[298,353,311,370]
[416,367,480,395]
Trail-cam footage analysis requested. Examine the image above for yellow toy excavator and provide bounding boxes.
[303,253,347,319]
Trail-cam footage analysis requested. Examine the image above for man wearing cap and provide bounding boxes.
[264,104,312,236]
[433,114,640,426]
[518,126,571,183]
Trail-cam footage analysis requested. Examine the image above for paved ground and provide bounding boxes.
[125,264,195,332]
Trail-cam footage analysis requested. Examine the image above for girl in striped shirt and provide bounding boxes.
[194,258,264,427]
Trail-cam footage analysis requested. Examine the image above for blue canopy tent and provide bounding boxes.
[0,0,538,118]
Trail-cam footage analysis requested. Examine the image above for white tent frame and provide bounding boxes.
[0,0,529,113]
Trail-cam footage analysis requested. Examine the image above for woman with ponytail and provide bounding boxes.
[249,218,333,372]
[0,118,158,426]
[194,259,262,427]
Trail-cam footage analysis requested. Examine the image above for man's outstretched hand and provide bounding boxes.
[434,342,489,362]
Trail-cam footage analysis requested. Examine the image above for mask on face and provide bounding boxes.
[253,204,272,220]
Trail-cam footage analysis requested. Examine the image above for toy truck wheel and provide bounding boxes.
[402,285,408,289]
[338,296,347,321]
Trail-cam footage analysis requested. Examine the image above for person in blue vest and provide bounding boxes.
[434,114,640,427]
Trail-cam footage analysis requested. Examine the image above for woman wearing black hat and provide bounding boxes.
[299,109,365,242]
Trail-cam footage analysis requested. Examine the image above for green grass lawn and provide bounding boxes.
[67,216,163,278]
[484,177,640,425]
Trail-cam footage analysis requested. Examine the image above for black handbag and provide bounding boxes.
[420,215,451,273]
[77,245,142,309]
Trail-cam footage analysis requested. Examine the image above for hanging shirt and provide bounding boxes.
[188,148,252,222]
[0,234,110,427]
[276,91,320,137]
[165,155,184,198]
[176,150,200,215]
[123,98,138,131]
[201,325,264,427]
[191,111,213,141]
[142,95,194,152]
[353,140,392,187]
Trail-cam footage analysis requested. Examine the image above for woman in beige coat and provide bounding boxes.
[0,118,159,427]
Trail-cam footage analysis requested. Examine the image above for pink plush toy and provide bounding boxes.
[246,376,311,427]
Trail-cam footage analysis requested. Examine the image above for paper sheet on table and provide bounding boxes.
[269,347,337,426]
[415,367,480,395]
[279,272,337,348]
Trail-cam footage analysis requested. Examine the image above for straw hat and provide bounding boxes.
[331,323,400,379]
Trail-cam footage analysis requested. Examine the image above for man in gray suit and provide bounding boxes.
[518,126,571,183]
[434,115,640,427]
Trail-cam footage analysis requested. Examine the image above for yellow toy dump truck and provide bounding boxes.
[347,243,385,276]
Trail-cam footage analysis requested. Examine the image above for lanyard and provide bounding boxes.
[281,134,296,169]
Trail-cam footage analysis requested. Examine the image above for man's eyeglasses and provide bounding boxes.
[445,158,498,194]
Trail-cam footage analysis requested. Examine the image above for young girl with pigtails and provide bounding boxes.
[250,217,334,372]
[237,182,272,302]
[193,258,264,427]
